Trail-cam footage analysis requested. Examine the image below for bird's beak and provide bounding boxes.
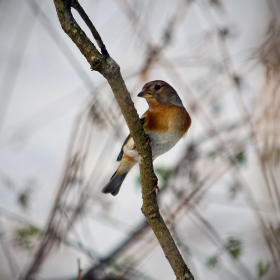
[137,90,153,99]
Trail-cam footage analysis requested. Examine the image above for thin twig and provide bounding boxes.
[71,0,109,56]
[77,259,82,280]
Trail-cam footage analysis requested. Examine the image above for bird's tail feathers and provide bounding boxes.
[102,170,128,196]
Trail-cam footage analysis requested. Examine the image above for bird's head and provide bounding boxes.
[137,80,183,107]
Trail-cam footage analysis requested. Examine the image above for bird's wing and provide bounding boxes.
[116,116,146,161]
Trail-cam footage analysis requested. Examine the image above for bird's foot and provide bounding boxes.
[148,176,160,195]
[145,134,152,148]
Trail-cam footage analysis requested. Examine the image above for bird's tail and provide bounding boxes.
[102,170,128,196]
[102,157,136,196]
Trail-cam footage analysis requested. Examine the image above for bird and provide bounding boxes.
[102,80,191,196]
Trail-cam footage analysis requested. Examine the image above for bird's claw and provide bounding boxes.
[147,176,160,195]
[145,134,152,148]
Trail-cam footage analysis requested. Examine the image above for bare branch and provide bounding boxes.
[71,0,109,56]
[77,259,82,280]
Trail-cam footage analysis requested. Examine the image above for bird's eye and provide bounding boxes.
[154,84,161,90]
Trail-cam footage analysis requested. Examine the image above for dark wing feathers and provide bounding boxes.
[140,116,146,126]
[116,117,146,161]
[116,134,131,161]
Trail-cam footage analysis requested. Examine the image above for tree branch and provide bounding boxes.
[53,1,194,279]
[71,0,109,56]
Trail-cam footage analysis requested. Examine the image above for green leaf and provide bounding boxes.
[206,255,218,269]
[226,236,242,259]
[257,261,270,278]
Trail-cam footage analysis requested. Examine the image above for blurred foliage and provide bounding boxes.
[257,261,270,279]
[155,167,172,182]
[228,182,242,200]
[226,236,242,259]
[234,151,246,166]
[206,236,243,270]
[205,254,219,269]
[14,225,41,251]
[230,150,247,167]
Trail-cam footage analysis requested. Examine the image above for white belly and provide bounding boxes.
[122,131,182,161]
[148,130,182,159]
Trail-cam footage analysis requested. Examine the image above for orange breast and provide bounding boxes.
[143,104,191,135]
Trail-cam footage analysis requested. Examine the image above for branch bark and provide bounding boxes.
[53,1,194,279]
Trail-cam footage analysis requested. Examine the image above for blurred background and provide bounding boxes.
[0,0,279,279]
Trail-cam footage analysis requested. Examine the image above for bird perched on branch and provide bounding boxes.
[102,80,191,196]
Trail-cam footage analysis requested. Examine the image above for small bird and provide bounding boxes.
[102,80,191,196]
